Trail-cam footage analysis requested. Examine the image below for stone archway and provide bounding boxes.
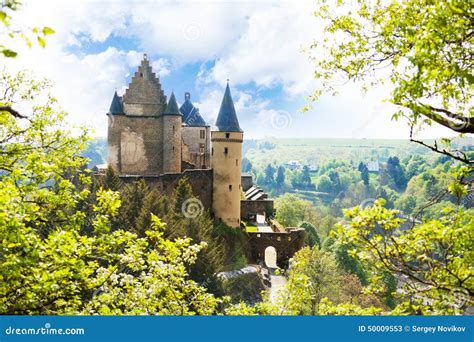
[264,246,277,268]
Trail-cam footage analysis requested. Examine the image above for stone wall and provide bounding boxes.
[107,114,164,175]
[120,168,213,210]
[247,229,305,267]
[162,115,182,173]
[182,126,210,169]
[240,199,274,221]
[241,174,253,191]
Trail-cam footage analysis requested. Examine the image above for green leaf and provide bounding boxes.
[42,27,55,35]
[2,49,17,58]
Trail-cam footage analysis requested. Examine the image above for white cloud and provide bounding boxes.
[151,59,171,78]
[4,44,146,136]
[1,0,456,139]
[201,1,320,96]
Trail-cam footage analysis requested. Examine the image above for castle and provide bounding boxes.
[105,55,304,265]
[107,55,243,227]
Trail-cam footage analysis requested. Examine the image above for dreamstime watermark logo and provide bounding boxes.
[360,198,376,209]
[181,197,204,218]
[461,190,473,207]
[447,116,470,132]
[92,286,105,300]
[270,111,292,130]
[108,113,115,128]
[450,287,471,310]
[182,22,203,41]
[4,323,85,336]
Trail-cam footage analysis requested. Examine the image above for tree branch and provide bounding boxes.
[0,105,26,119]
[409,126,472,164]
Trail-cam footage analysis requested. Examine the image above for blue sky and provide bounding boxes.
[3,0,453,139]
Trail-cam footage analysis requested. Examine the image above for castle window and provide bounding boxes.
[140,72,143,77]
[236,159,238,166]
[229,184,232,191]
[225,133,230,139]
[211,147,214,156]
[173,125,175,132]
[200,130,205,139]
[224,147,228,155]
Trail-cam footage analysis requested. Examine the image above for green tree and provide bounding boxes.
[101,166,123,192]
[275,194,319,227]
[264,164,276,185]
[241,157,252,173]
[307,0,473,163]
[135,188,169,235]
[317,175,333,193]
[0,71,222,315]
[327,169,342,193]
[275,165,286,188]
[395,194,417,215]
[387,156,407,191]
[120,178,148,230]
[276,247,343,314]
[173,177,194,215]
[332,243,367,286]
[335,199,473,314]
[301,166,312,188]
[358,162,369,187]
[299,221,321,248]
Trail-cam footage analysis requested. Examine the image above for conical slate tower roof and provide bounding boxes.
[108,91,124,114]
[215,82,242,132]
[163,92,182,116]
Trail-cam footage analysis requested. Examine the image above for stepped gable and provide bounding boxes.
[122,54,167,115]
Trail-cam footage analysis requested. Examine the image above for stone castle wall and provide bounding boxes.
[120,169,213,209]
[182,126,211,169]
[240,199,274,221]
[162,115,182,173]
[107,114,164,175]
[247,229,306,267]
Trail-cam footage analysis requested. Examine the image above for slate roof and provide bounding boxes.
[179,92,208,126]
[215,83,242,132]
[179,92,194,122]
[108,91,124,114]
[163,92,182,116]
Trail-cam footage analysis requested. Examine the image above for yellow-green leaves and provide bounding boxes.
[1,2,55,57]
[308,0,473,139]
[0,71,225,315]
[333,198,473,315]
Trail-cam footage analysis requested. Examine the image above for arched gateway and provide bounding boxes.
[247,229,305,268]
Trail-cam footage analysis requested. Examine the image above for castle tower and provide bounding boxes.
[162,92,182,173]
[211,82,243,228]
[107,54,167,175]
